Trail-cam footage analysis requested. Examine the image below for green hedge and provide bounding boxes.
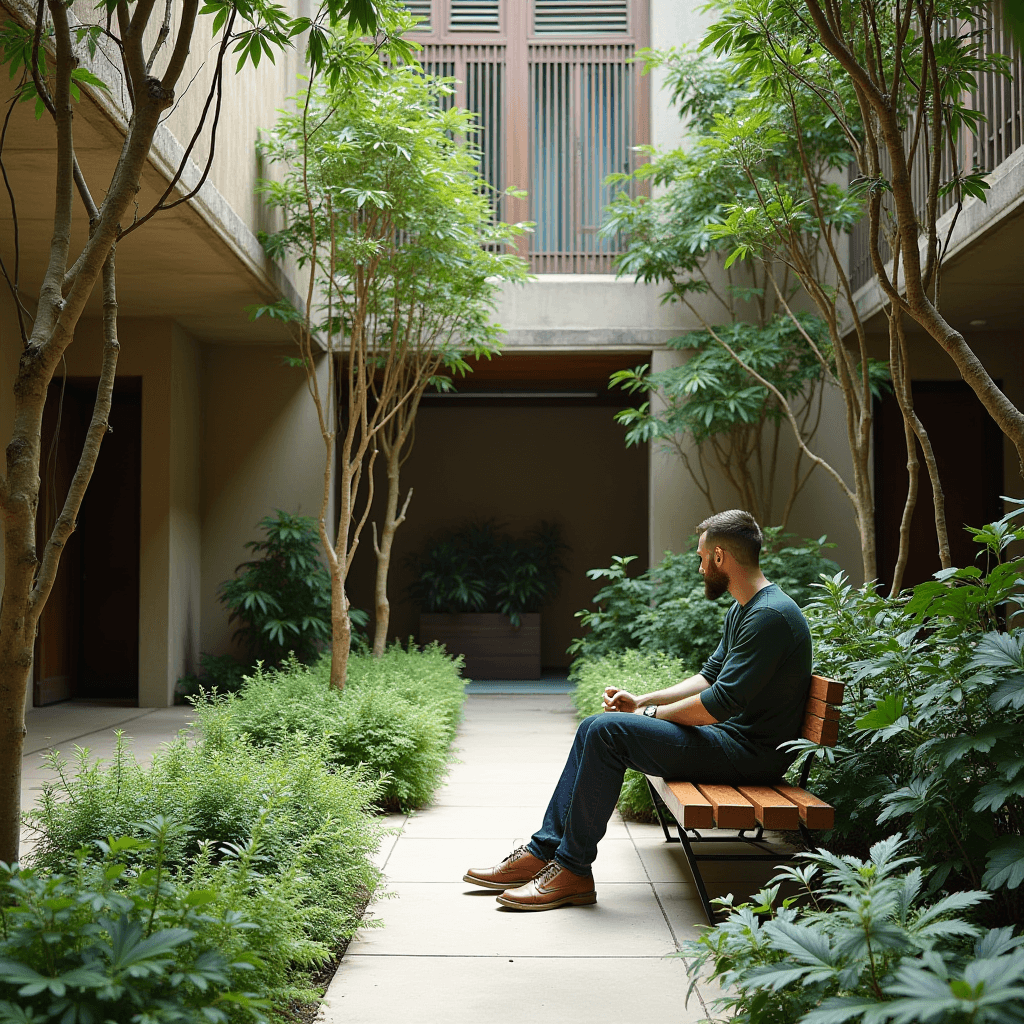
[21,643,465,1019]
[25,733,385,1015]
[201,643,465,812]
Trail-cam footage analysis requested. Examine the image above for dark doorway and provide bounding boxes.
[875,380,1004,591]
[34,377,142,705]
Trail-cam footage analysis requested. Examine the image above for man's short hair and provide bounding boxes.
[696,510,763,567]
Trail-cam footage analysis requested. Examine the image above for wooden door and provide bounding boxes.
[34,379,142,705]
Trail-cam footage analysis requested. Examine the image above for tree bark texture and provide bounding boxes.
[0,0,192,864]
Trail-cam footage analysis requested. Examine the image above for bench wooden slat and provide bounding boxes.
[801,712,840,747]
[696,784,756,829]
[737,786,801,830]
[667,781,715,829]
[648,776,715,829]
[809,675,845,706]
[806,696,841,722]
[773,784,834,829]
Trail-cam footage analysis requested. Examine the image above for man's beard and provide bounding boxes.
[703,562,730,601]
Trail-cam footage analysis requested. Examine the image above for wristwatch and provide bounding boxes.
[643,705,658,719]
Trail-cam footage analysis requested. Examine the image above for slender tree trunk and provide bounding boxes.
[0,249,121,864]
[329,569,353,688]
[890,312,951,578]
[372,450,412,658]
[891,413,920,597]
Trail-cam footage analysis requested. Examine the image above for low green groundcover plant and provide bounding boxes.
[682,835,1024,1024]
[200,643,465,812]
[0,823,268,1024]
[796,503,1024,926]
[25,732,386,1016]
[570,527,838,666]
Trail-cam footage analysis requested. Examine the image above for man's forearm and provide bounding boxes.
[637,674,711,707]
[636,691,720,726]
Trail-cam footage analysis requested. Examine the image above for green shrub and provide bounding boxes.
[682,835,1024,1024]
[407,520,568,626]
[571,650,691,821]
[25,730,387,1012]
[570,527,838,664]
[796,504,1024,925]
[216,511,368,667]
[0,823,268,1024]
[195,644,466,812]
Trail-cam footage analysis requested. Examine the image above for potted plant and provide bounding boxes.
[408,521,568,679]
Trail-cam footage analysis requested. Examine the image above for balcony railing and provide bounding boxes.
[849,7,1024,292]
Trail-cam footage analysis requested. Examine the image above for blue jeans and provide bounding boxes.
[526,712,769,876]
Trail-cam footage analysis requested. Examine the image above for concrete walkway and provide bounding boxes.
[321,694,776,1024]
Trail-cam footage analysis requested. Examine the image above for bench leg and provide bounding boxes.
[646,776,679,844]
[676,825,716,925]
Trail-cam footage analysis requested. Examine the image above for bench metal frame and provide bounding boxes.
[645,751,819,924]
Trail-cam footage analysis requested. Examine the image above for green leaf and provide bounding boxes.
[855,693,906,730]
[982,836,1024,890]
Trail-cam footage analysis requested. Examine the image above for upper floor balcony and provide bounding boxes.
[849,6,1024,295]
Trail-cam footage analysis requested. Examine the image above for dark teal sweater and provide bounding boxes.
[698,583,812,778]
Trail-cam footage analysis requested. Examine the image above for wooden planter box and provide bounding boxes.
[419,613,541,680]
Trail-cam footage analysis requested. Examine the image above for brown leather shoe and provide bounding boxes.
[463,845,549,890]
[496,860,597,910]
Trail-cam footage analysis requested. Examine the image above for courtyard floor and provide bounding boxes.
[21,693,784,1022]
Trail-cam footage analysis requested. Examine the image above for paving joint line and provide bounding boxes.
[22,708,162,760]
[626,817,713,1018]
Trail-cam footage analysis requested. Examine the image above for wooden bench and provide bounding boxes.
[645,675,844,923]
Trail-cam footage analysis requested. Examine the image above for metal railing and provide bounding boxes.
[849,6,1024,291]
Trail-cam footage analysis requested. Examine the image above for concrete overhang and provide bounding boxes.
[847,145,1024,337]
[492,274,713,351]
[0,1,302,345]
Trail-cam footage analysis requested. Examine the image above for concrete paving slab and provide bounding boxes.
[385,836,649,885]
[322,953,712,1024]
[322,693,740,1021]
[350,882,676,958]
[24,705,194,747]
[426,781,558,807]
[441,763,571,786]
[654,882,717,940]
[371,815,408,871]
[401,805,630,840]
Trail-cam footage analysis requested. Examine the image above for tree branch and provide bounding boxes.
[161,0,200,93]
[30,247,120,617]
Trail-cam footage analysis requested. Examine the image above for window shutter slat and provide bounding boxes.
[534,1,629,35]
[450,0,500,31]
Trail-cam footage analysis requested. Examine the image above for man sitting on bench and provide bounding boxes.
[463,509,813,911]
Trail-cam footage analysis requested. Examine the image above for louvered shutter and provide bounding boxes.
[534,1,629,35]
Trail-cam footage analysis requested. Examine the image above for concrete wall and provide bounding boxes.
[345,403,649,669]
[169,326,202,690]
[200,345,334,660]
